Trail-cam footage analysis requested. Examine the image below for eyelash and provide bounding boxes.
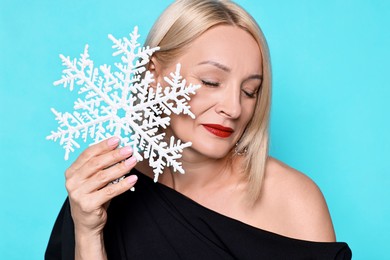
[201,80,220,87]
[201,80,258,98]
[243,90,257,98]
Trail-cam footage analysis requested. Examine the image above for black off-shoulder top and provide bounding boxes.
[45,169,352,259]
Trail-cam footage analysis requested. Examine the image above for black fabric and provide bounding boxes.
[46,169,352,259]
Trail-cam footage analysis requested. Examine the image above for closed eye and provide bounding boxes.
[201,80,220,87]
[242,89,258,98]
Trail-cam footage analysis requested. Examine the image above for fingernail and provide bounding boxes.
[108,137,120,146]
[127,175,138,184]
[120,147,133,156]
[125,156,137,167]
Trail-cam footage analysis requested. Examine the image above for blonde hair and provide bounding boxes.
[145,0,272,201]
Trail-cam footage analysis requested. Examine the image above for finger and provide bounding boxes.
[75,146,134,181]
[70,137,120,172]
[84,156,137,193]
[65,146,134,193]
[93,175,138,206]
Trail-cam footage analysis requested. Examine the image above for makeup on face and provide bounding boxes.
[154,25,262,159]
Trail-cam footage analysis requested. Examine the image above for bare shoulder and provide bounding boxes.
[256,157,336,242]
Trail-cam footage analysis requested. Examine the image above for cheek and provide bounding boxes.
[187,89,216,116]
[239,102,257,127]
[169,113,195,140]
[168,89,210,133]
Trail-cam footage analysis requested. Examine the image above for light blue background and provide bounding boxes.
[1,0,389,259]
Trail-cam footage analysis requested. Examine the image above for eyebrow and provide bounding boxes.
[197,60,231,72]
[245,74,263,81]
[197,60,263,81]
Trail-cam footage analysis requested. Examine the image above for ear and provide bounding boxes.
[148,56,161,88]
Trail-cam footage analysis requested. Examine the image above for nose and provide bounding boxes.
[216,85,241,119]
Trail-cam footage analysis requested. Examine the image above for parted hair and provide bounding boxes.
[145,0,272,201]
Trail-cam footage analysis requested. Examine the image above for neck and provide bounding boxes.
[164,147,248,195]
[170,158,230,189]
[135,138,247,195]
[136,149,238,188]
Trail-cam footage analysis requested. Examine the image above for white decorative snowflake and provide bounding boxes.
[47,26,200,181]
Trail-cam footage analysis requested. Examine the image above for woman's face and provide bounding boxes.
[156,25,263,159]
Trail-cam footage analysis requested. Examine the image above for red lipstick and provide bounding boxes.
[202,124,234,138]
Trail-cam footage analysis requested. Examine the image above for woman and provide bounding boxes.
[46,0,351,259]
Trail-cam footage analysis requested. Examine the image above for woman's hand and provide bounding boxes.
[65,137,138,259]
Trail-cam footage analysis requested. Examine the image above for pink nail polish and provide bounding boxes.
[108,137,120,146]
[120,147,133,156]
[127,175,138,184]
[125,157,137,167]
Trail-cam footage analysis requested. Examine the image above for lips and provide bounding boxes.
[202,124,234,138]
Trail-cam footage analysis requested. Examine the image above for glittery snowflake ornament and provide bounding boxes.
[47,26,201,181]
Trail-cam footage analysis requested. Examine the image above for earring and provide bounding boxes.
[234,142,248,156]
